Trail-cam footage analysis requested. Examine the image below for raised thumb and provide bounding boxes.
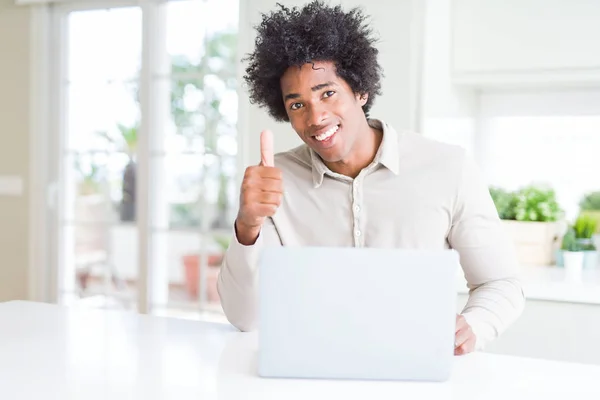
[260,129,274,167]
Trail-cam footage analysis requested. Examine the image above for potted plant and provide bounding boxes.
[96,122,139,222]
[579,191,600,254]
[561,227,585,282]
[182,234,231,302]
[490,184,563,266]
[557,215,598,269]
[574,215,597,268]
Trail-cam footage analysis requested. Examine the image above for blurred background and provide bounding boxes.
[1,0,599,364]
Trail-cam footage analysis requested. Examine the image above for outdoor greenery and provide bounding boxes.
[96,123,139,221]
[579,191,600,211]
[88,29,238,228]
[97,123,139,160]
[167,30,238,229]
[171,31,237,140]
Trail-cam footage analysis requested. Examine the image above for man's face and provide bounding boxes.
[280,61,368,163]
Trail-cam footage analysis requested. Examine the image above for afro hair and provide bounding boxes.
[243,1,383,122]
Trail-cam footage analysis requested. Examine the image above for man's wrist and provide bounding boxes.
[235,218,261,246]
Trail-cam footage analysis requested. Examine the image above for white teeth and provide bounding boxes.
[315,125,339,141]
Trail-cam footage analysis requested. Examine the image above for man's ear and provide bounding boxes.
[357,92,368,106]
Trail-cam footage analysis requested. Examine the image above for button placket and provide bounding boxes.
[351,177,364,247]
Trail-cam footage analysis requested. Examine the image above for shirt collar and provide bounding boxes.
[309,119,400,188]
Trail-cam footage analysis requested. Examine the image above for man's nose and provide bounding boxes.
[306,103,328,127]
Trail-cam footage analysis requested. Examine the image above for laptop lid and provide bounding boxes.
[258,246,459,381]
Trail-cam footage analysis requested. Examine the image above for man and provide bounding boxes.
[218,0,524,355]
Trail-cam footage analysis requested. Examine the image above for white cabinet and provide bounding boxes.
[458,295,600,365]
[451,0,600,86]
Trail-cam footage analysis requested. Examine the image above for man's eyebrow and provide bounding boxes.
[311,81,336,91]
[283,81,337,102]
[284,92,300,101]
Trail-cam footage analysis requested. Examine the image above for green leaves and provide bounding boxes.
[489,187,517,220]
[562,216,598,252]
[489,184,562,222]
[513,185,562,222]
[561,227,581,252]
[116,123,138,156]
[573,214,598,240]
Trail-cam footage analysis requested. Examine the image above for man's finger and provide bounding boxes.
[260,129,274,167]
[454,335,476,356]
[455,314,467,332]
[454,327,471,348]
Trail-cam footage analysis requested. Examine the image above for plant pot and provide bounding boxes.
[584,251,599,269]
[593,235,600,265]
[120,160,136,222]
[182,254,223,302]
[556,250,598,269]
[563,251,584,283]
[501,220,562,266]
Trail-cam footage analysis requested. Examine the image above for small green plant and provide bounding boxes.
[513,185,562,222]
[489,187,517,220]
[574,215,598,239]
[580,191,600,211]
[561,227,581,252]
[573,215,597,251]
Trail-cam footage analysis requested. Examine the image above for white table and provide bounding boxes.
[1,301,599,399]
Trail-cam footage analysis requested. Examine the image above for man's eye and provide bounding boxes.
[290,103,303,110]
[323,90,335,98]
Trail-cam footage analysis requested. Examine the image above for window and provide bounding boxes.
[52,0,239,321]
[478,90,600,220]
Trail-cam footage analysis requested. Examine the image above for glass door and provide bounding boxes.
[53,0,239,322]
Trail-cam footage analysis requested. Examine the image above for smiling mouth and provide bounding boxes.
[313,125,340,142]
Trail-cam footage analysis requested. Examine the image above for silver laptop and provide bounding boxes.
[258,246,459,381]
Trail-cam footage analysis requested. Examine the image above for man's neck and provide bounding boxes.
[325,121,383,179]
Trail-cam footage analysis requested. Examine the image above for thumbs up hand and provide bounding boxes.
[235,130,284,245]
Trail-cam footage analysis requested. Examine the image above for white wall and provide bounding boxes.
[418,0,478,157]
[237,0,425,169]
[0,0,31,301]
